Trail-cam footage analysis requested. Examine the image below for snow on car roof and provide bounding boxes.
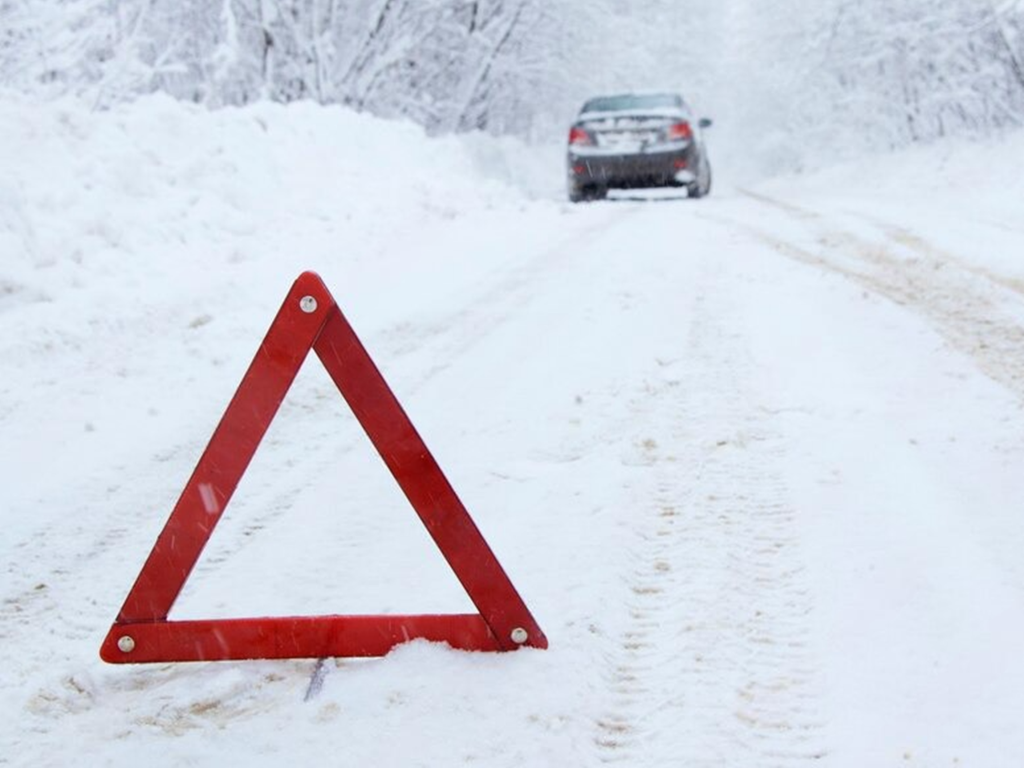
[580,93,684,113]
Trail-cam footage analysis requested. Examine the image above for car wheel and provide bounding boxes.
[568,183,607,203]
[689,163,711,199]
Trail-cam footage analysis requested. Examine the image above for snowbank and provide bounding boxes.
[761,129,1024,221]
[0,92,541,297]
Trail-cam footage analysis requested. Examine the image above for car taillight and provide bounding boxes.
[569,127,593,145]
[666,122,693,141]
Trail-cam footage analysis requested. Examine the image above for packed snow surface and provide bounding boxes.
[2,96,1024,767]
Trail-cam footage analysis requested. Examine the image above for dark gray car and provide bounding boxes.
[566,93,712,202]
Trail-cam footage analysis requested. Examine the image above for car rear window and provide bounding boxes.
[581,94,682,113]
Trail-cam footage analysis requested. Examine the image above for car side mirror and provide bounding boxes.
[698,117,713,129]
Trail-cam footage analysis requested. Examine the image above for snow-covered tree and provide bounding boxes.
[1,0,1021,169]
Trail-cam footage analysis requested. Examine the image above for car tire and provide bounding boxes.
[688,163,711,199]
[568,183,607,203]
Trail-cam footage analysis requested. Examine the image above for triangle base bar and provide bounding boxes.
[101,614,499,663]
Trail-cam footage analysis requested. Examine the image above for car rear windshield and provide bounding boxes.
[581,94,682,113]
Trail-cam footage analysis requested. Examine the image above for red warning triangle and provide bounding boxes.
[100,271,547,663]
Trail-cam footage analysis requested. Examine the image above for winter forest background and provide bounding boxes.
[2,0,1024,175]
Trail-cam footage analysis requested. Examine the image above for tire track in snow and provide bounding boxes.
[730,190,1024,403]
[591,255,827,766]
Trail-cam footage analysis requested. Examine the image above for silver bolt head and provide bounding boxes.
[117,635,136,653]
[510,627,528,644]
[299,296,318,313]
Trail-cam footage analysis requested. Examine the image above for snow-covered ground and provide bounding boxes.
[2,96,1024,767]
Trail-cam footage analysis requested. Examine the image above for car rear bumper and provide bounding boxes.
[568,145,699,189]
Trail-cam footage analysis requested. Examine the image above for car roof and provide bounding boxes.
[579,93,686,114]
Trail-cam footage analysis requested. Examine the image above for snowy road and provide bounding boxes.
[3,102,1023,766]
